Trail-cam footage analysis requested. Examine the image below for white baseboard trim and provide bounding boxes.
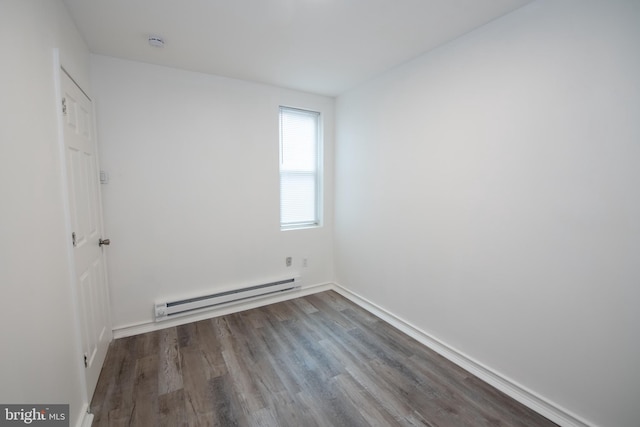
[331,283,593,427]
[112,282,333,339]
[76,404,94,427]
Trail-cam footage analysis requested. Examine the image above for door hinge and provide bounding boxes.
[71,232,76,247]
[62,97,67,115]
[83,353,88,368]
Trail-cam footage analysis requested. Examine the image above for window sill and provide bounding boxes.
[281,223,320,231]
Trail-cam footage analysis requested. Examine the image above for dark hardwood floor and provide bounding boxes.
[91,291,557,426]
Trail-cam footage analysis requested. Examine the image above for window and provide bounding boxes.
[279,106,321,229]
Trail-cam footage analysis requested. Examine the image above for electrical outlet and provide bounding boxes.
[99,170,109,184]
[286,256,292,267]
[303,258,308,268]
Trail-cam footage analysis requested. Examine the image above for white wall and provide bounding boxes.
[0,1,92,426]
[335,1,640,426]
[91,55,334,329]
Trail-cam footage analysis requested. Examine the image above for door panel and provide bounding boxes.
[61,70,111,400]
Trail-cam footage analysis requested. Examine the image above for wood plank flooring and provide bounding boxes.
[91,291,557,426]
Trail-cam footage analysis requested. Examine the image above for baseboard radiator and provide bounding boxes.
[154,277,300,321]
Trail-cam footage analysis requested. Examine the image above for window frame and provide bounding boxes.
[279,105,322,231]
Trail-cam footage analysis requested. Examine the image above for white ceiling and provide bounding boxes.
[63,0,532,97]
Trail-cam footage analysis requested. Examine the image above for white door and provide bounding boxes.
[61,69,112,400]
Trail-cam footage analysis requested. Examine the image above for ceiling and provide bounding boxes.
[63,0,532,97]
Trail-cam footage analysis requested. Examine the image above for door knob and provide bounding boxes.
[99,238,110,247]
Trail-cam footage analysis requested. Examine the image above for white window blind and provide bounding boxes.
[279,106,321,229]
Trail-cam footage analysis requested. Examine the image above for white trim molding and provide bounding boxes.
[76,404,93,427]
[332,283,593,427]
